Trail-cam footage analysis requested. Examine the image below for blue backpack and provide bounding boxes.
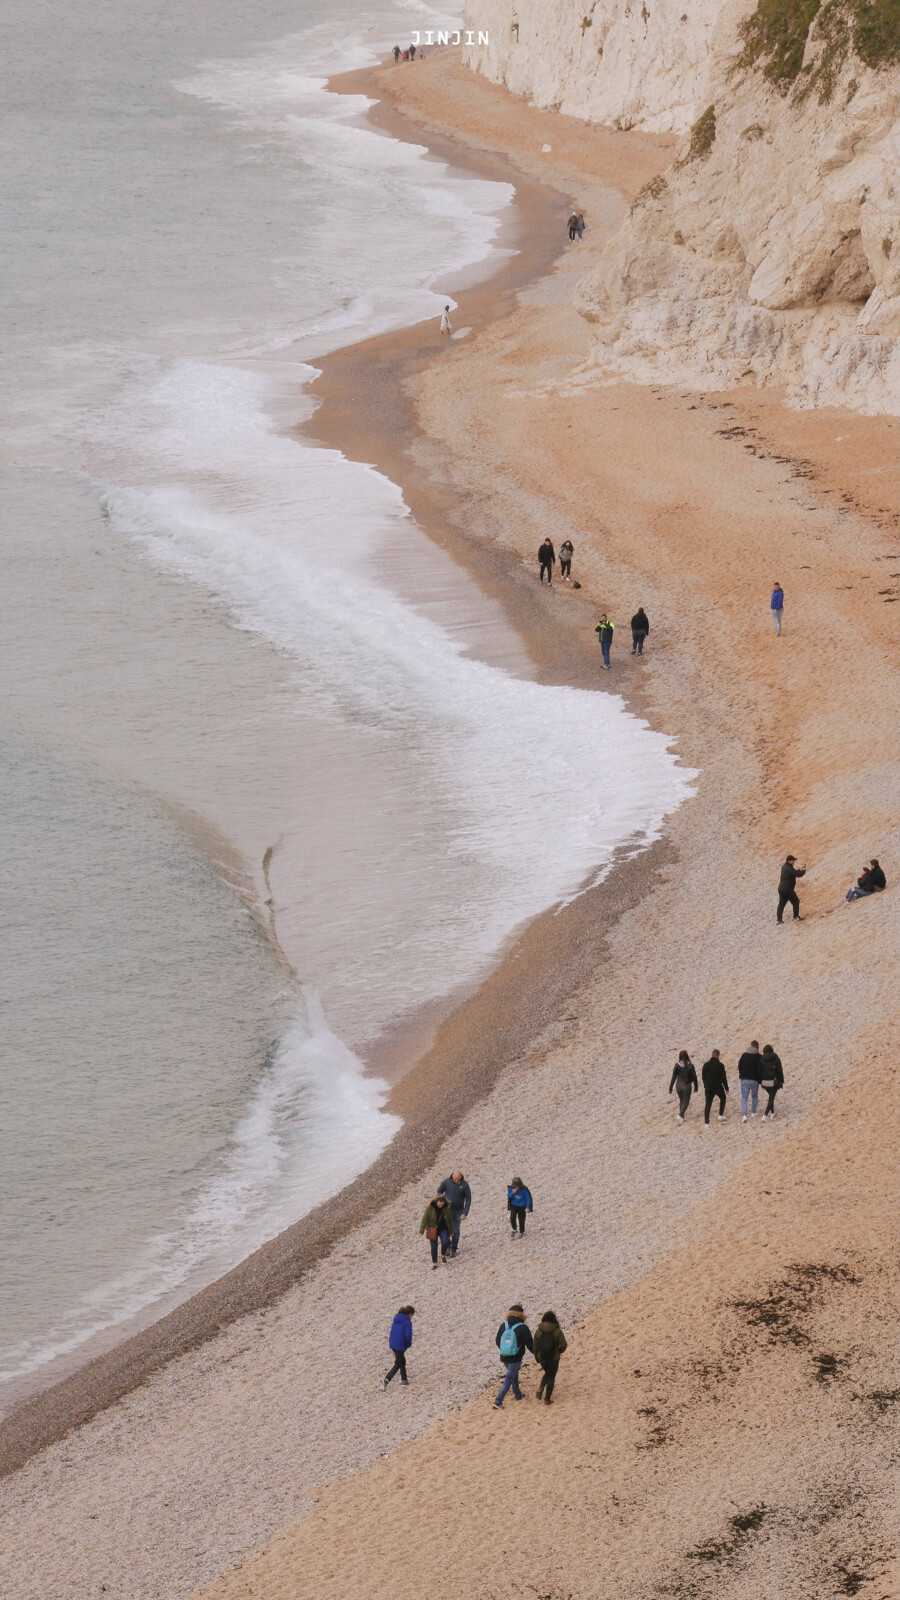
[499,1319,520,1359]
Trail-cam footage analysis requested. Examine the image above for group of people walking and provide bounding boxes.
[392,42,420,60]
[418,1172,533,1266]
[567,212,585,241]
[669,1041,784,1124]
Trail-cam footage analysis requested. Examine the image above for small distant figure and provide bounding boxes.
[538,538,556,584]
[409,42,417,59]
[533,1311,568,1404]
[759,1044,783,1118]
[437,1168,471,1257]
[771,582,784,635]
[382,1305,414,1389]
[507,1176,533,1237]
[846,858,886,902]
[559,538,574,580]
[440,305,452,335]
[567,212,578,241]
[631,606,650,655]
[419,1193,453,1268]
[576,213,585,239]
[738,1040,763,1121]
[777,854,805,924]
[669,1049,698,1122]
[595,613,614,668]
[401,48,409,60]
[701,1048,729,1126]
[392,44,401,62]
[494,1303,533,1408]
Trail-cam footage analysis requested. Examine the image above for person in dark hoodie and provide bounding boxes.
[494,1303,533,1408]
[538,538,556,583]
[533,1310,568,1404]
[669,1049,698,1122]
[382,1306,415,1389]
[507,1176,533,1236]
[631,607,650,655]
[437,1169,471,1257]
[777,854,806,923]
[759,1044,784,1118]
[846,858,886,902]
[701,1048,729,1126]
[419,1193,453,1268]
[738,1040,763,1121]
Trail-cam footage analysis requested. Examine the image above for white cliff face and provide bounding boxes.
[462,0,741,133]
[464,0,900,413]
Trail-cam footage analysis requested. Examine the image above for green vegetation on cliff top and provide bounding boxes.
[740,0,900,94]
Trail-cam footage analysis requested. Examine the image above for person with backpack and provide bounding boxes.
[494,1304,533,1407]
[668,1049,698,1122]
[507,1176,533,1236]
[631,606,650,655]
[846,858,886,902]
[437,1169,471,1257]
[777,854,806,923]
[533,1311,568,1404]
[759,1044,784,1118]
[738,1040,763,1121]
[419,1193,453,1267]
[538,538,555,583]
[559,538,574,580]
[701,1048,729,1125]
[382,1306,415,1389]
[595,614,614,669]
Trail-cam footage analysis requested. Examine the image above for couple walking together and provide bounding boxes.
[495,1305,567,1407]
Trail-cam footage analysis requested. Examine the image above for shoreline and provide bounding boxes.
[0,57,678,1478]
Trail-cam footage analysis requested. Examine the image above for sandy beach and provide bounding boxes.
[0,46,897,1600]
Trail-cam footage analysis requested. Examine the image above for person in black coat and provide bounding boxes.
[777,855,806,923]
[538,539,556,583]
[759,1044,784,1118]
[668,1049,698,1122]
[701,1049,729,1125]
[631,607,650,655]
[738,1040,763,1120]
[846,858,886,902]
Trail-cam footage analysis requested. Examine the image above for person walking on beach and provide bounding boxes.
[701,1048,729,1125]
[494,1304,533,1408]
[534,1310,567,1404]
[568,213,578,241]
[777,854,805,923]
[738,1040,763,1121]
[508,1176,533,1236]
[409,41,417,58]
[631,606,650,655]
[382,1306,415,1388]
[669,1049,698,1122]
[538,538,556,583]
[439,305,452,335]
[392,44,401,61]
[846,858,886,902]
[419,1193,453,1267]
[559,538,574,581]
[576,213,585,239]
[595,613,614,669]
[759,1044,784,1118]
[771,582,784,635]
[438,1169,471,1257]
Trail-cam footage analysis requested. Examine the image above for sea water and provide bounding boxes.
[0,0,694,1406]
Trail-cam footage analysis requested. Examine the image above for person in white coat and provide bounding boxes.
[440,305,452,335]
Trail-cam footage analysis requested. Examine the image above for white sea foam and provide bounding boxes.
[0,989,400,1384]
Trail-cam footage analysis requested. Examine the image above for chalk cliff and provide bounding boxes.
[463,0,900,412]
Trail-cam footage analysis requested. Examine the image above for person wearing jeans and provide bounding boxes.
[771,582,784,635]
[846,859,886,902]
[494,1305,533,1408]
[595,614,614,669]
[437,1170,471,1257]
[631,606,650,655]
[738,1040,763,1121]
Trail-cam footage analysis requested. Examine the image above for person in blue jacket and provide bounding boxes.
[382,1305,415,1389]
[771,582,784,635]
[508,1176,533,1237]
